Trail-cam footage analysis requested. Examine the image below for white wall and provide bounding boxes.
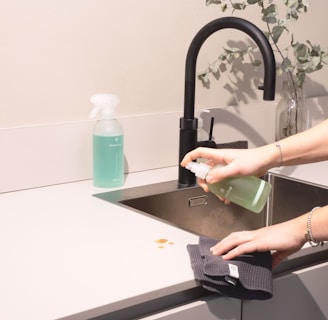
[0,1,327,128]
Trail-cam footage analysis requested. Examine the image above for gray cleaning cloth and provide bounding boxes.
[187,237,273,300]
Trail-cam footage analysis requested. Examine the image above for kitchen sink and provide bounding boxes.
[93,173,328,239]
[266,173,328,225]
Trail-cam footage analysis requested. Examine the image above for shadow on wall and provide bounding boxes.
[199,40,328,112]
[199,39,266,106]
[200,108,269,147]
[306,77,328,100]
[306,90,328,126]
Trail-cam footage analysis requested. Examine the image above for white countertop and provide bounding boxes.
[1,163,327,320]
[0,167,200,320]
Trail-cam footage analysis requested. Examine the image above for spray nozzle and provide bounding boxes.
[186,162,210,180]
[89,93,120,119]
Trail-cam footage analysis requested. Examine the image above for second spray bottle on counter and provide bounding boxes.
[186,162,272,213]
[90,93,124,188]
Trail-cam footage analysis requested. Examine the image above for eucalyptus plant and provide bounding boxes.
[199,0,328,89]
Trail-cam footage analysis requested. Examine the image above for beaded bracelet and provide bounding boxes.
[306,207,324,247]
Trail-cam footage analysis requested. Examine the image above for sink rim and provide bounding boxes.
[93,172,328,232]
[94,171,328,207]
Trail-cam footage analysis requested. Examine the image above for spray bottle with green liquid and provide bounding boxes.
[90,94,124,188]
[186,162,272,213]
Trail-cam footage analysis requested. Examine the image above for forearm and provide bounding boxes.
[181,120,328,183]
[265,119,328,168]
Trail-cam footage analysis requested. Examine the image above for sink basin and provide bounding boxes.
[266,173,328,225]
[94,173,328,239]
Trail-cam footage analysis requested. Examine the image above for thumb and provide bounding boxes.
[206,163,238,184]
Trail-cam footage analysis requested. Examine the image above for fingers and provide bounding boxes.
[197,179,209,192]
[180,147,242,183]
[205,162,239,183]
[211,229,295,269]
[210,230,255,259]
[180,147,223,167]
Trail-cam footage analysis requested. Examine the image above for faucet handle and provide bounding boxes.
[196,115,217,148]
[258,85,264,91]
[209,116,214,140]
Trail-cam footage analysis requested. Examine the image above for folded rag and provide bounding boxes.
[187,237,273,300]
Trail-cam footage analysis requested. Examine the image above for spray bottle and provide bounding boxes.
[185,162,272,213]
[90,94,124,188]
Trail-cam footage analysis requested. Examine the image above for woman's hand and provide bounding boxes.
[181,146,275,185]
[210,215,307,268]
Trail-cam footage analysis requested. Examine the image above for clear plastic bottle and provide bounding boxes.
[186,162,272,213]
[90,94,124,188]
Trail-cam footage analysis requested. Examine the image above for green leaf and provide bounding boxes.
[252,59,262,67]
[293,43,310,64]
[285,0,298,7]
[232,2,247,10]
[284,0,310,21]
[278,18,287,27]
[206,0,221,5]
[219,55,226,62]
[197,69,210,83]
[262,3,278,23]
[271,25,285,43]
[221,4,228,12]
[304,56,322,72]
[233,51,243,60]
[281,57,293,72]
[320,51,328,65]
[198,0,327,91]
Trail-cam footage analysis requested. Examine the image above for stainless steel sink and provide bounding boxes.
[93,173,328,239]
[266,173,328,225]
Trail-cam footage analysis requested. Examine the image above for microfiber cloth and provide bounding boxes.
[187,237,273,300]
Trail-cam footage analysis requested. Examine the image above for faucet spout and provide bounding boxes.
[179,17,276,187]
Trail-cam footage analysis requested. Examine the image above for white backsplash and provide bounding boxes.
[1,97,327,193]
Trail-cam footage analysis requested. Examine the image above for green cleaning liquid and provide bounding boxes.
[93,134,124,188]
[186,162,272,213]
[207,175,272,213]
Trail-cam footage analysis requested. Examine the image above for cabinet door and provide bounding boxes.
[141,295,241,320]
[243,262,328,320]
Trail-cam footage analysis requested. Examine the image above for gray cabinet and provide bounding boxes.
[139,262,328,320]
[243,261,328,320]
[140,295,241,320]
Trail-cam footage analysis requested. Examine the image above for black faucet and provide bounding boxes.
[178,17,276,187]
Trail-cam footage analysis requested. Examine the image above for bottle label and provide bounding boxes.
[93,135,124,187]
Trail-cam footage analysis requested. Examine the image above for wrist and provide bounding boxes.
[275,143,283,167]
[259,143,282,170]
[306,207,325,247]
[295,214,308,247]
